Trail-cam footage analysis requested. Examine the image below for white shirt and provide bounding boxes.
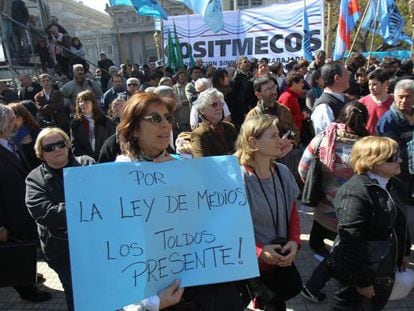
[311,89,345,135]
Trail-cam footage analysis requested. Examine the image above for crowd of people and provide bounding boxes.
[0,47,413,311]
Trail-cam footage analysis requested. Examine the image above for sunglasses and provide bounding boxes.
[42,140,66,153]
[128,83,138,87]
[143,113,175,124]
[386,152,400,163]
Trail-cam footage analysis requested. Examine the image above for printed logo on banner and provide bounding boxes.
[163,0,324,66]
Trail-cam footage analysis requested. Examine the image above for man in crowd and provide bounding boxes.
[227,56,256,129]
[18,74,42,102]
[359,68,393,135]
[377,79,414,199]
[122,77,141,100]
[306,50,326,83]
[98,52,114,92]
[185,66,202,104]
[60,64,102,113]
[0,104,51,302]
[311,61,351,134]
[101,74,125,112]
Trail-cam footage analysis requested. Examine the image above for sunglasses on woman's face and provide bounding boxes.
[143,113,175,124]
[42,140,66,153]
[386,152,400,163]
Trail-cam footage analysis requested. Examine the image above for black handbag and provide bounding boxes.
[301,135,324,206]
[0,238,37,287]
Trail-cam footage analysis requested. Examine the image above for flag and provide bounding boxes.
[109,0,168,20]
[333,0,361,60]
[174,0,224,33]
[173,21,184,68]
[361,0,413,46]
[167,30,177,70]
[302,2,313,61]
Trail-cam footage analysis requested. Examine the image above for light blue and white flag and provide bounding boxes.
[303,1,313,61]
[361,0,412,46]
[174,0,224,33]
[109,0,168,20]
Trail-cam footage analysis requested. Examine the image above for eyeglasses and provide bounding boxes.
[143,113,175,124]
[42,140,66,153]
[211,102,223,108]
[128,83,139,87]
[386,152,400,163]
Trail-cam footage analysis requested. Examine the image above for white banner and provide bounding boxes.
[163,0,324,67]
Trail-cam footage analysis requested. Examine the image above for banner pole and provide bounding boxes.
[325,0,334,57]
[367,0,380,69]
[349,0,372,56]
[410,0,414,58]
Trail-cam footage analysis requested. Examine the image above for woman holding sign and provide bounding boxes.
[25,127,95,311]
[117,92,246,310]
[235,115,302,310]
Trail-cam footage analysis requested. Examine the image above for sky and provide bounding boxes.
[80,0,108,14]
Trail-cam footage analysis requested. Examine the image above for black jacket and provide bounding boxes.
[70,113,115,160]
[0,144,36,240]
[333,174,411,288]
[25,155,94,263]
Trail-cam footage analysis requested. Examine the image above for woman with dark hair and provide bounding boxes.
[211,68,232,123]
[9,102,42,170]
[298,101,370,302]
[235,115,302,311]
[70,90,114,160]
[116,92,244,310]
[305,69,324,110]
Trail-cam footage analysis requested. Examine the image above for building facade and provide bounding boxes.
[47,0,114,66]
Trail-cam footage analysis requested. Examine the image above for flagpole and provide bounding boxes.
[410,0,414,58]
[349,0,372,56]
[325,0,335,57]
[366,0,381,69]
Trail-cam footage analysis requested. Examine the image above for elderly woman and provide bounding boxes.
[330,136,411,310]
[70,90,115,160]
[116,92,244,310]
[235,115,302,311]
[190,88,238,157]
[25,127,95,311]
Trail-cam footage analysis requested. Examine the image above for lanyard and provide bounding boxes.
[252,164,289,237]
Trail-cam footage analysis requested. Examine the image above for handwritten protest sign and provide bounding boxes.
[64,155,259,310]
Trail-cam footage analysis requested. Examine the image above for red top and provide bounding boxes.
[278,88,303,131]
[359,94,393,135]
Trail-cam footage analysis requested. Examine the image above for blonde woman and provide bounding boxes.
[235,115,302,310]
[330,136,411,310]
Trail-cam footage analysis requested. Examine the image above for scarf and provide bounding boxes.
[325,122,361,171]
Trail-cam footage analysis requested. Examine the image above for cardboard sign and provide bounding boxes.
[64,156,259,310]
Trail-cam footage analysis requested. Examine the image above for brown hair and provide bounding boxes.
[117,93,173,159]
[74,90,101,120]
[9,102,39,131]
